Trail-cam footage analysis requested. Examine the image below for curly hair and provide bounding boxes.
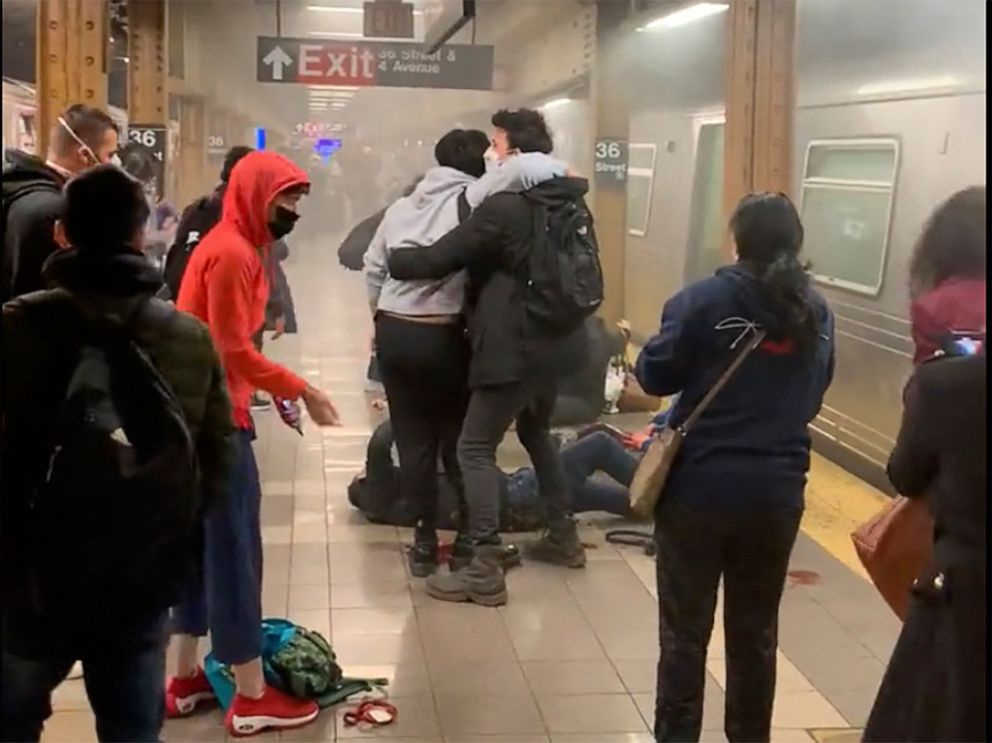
[909,186,986,299]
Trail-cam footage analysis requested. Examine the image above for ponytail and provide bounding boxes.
[731,192,820,357]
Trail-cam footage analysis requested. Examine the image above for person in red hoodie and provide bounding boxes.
[167,150,340,737]
[908,186,986,364]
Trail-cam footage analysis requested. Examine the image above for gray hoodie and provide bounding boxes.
[364,152,565,316]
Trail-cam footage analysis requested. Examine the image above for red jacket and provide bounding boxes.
[177,151,309,428]
[910,278,986,364]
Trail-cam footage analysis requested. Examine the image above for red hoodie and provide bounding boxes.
[177,151,310,428]
[910,278,986,364]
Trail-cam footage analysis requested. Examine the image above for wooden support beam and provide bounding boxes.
[177,95,206,206]
[722,0,796,257]
[127,0,168,125]
[36,0,109,156]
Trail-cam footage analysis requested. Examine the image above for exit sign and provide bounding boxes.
[364,1,414,39]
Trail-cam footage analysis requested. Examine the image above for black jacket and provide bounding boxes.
[864,352,987,743]
[636,263,835,510]
[2,150,67,303]
[338,209,384,271]
[387,177,589,388]
[2,248,234,623]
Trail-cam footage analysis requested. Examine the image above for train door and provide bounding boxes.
[683,116,725,284]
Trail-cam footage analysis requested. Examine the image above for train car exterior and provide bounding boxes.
[2,78,129,158]
[619,0,986,492]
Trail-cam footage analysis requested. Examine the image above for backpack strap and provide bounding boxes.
[456,189,471,224]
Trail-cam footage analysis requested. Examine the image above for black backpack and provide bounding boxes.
[521,195,604,334]
[26,295,202,618]
[161,193,222,300]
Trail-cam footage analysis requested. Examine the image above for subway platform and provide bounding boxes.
[43,257,898,743]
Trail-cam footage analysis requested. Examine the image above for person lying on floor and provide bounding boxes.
[348,421,639,532]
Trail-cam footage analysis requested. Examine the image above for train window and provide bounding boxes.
[800,138,899,296]
[626,143,657,236]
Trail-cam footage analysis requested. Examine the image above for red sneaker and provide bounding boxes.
[225,686,319,737]
[165,669,216,718]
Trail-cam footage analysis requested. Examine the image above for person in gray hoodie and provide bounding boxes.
[364,128,564,577]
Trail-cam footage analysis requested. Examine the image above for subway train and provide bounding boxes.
[2,77,129,158]
[612,0,986,493]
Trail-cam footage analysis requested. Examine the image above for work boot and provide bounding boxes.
[407,529,439,578]
[450,532,521,572]
[426,545,508,606]
[525,518,587,568]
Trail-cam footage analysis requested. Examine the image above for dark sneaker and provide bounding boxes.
[425,546,508,606]
[407,539,439,578]
[250,393,271,411]
[525,520,587,568]
[450,533,521,572]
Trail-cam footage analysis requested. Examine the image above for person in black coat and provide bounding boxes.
[2,105,120,302]
[387,109,588,606]
[862,365,987,735]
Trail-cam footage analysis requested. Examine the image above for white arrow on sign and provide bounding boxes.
[263,46,293,81]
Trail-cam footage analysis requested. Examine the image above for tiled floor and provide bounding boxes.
[41,258,899,742]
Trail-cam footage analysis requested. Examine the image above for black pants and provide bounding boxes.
[374,314,469,538]
[459,375,572,544]
[654,501,802,743]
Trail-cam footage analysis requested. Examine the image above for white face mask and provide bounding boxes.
[483,146,500,173]
[58,116,118,169]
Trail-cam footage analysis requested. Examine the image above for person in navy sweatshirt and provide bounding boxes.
[636,192,835,743]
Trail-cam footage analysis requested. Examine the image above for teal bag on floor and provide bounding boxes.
[204,618,388,710]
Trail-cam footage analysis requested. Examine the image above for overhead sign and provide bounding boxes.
[294,122,345,137]
[364,1,414,39]
[594,139,628,186]
[256,36,494,90]
[127,124,167,199]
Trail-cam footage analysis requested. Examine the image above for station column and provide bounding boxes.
[36,0,109,156]
[723,0,796,255]
[128,0,168,125]
[591,0,632,324]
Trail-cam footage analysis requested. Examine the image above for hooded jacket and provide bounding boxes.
[910,277,986,364]
[176,151,310,428]
[2,247,233,616]
[2,150,67,302]
[387,176,589,387]
[636,263,835,509]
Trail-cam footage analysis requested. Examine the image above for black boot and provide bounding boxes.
[450,532,521,572]
[407,528,439,578]
[524,518,586,568]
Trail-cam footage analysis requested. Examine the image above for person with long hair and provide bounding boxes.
[907,186,985,362]
[863,191,987,743]
[635,192,835,742]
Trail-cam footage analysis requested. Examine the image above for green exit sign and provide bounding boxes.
[364,1,414,39]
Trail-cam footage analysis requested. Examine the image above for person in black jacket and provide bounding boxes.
[2,104,120,302]
[862,213,987,742]
[636,193,834,743]
[387,108,589,606]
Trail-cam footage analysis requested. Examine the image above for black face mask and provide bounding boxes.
[267,206,300,240]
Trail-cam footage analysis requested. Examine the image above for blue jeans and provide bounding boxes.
[507,431,636,517]
[172,428,263,665]
[1,614,168,742]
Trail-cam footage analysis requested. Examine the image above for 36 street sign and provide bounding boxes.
[256,36,494,90]
[127,124,167,199]
[594,138,628,187]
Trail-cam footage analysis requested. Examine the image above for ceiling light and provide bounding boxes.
[542,97,572,109]
[638,2,729,32]
[857,75,960,97]
[307,4,423,15]
[309,31,365,38]
[309,85,360,91]
[309,91,355,98]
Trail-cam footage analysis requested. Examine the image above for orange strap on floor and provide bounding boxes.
[342,699,397,727]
